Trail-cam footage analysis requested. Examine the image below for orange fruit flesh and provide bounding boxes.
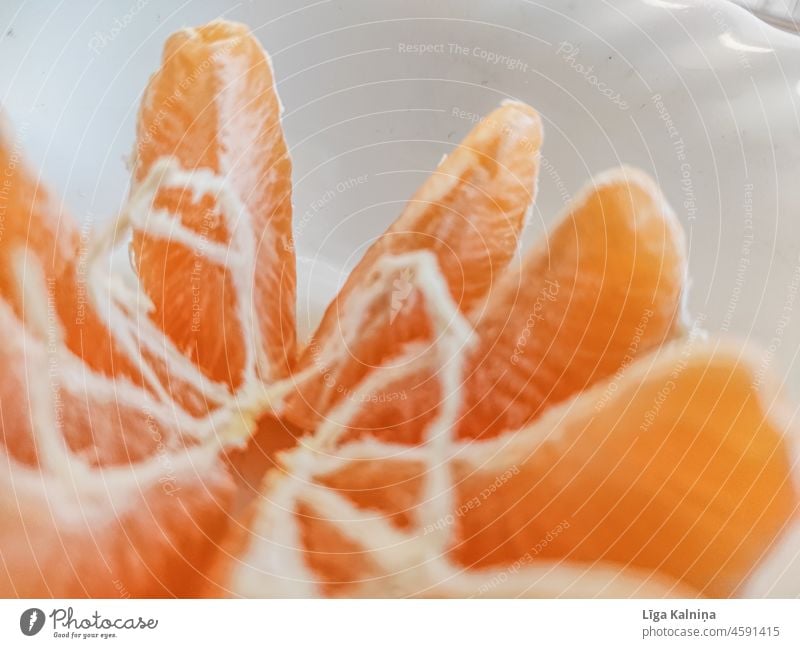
[0,296,235,597]
[0,20,297,597]
[0,121,148,384]
[1,17,796,600]
[335,168,687,445]
[449,345,795,597]
[237,342,798,597]
[0,120,76,301]
[131,20,296,389]
[462,167,687,436]
[283,102,543,431]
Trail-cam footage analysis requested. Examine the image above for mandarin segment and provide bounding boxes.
[333,167,688,445]
[131,20,296,389]
[283,102,543,430]
[461,166,687,437]
[0,299,236,597]
[0,447,234,597]
[449,342,798,597]
[0,121,146,382]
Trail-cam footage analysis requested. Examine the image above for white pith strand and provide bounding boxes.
[83,155,304,443]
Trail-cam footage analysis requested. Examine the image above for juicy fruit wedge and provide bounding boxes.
[233,341,799,597]
[131,20,296,389]
[0,120,147,383]
[463,166,687,436]
[0,297,235,597]
[283,101,543,430]
[0,116,76,302]
[328,167,688,445]
[0,20,293,597]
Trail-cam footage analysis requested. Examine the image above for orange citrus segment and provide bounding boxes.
[0,117,77,302]
[462,166,687,436]
[284,102,543,429]
[234,341,798,597]
[448,342,797,598]
[334,167,687,445]
[0,298,235,597]
[131,20,296,389]
[0,20,288,596]
[0,121,153,384]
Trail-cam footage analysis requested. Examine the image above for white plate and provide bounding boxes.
[2,0,799,595]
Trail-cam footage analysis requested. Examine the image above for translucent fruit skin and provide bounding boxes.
[284,102,543,431]
[131,21,297,388]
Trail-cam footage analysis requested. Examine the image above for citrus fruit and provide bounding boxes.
[131,20,296,390]
[0,258,236,596]
[0,118,149,384]
[283,101,543,431]
[311,167,688,446]
[1,17,797,601]
[234,340,798,597]
[0,20,290,597]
